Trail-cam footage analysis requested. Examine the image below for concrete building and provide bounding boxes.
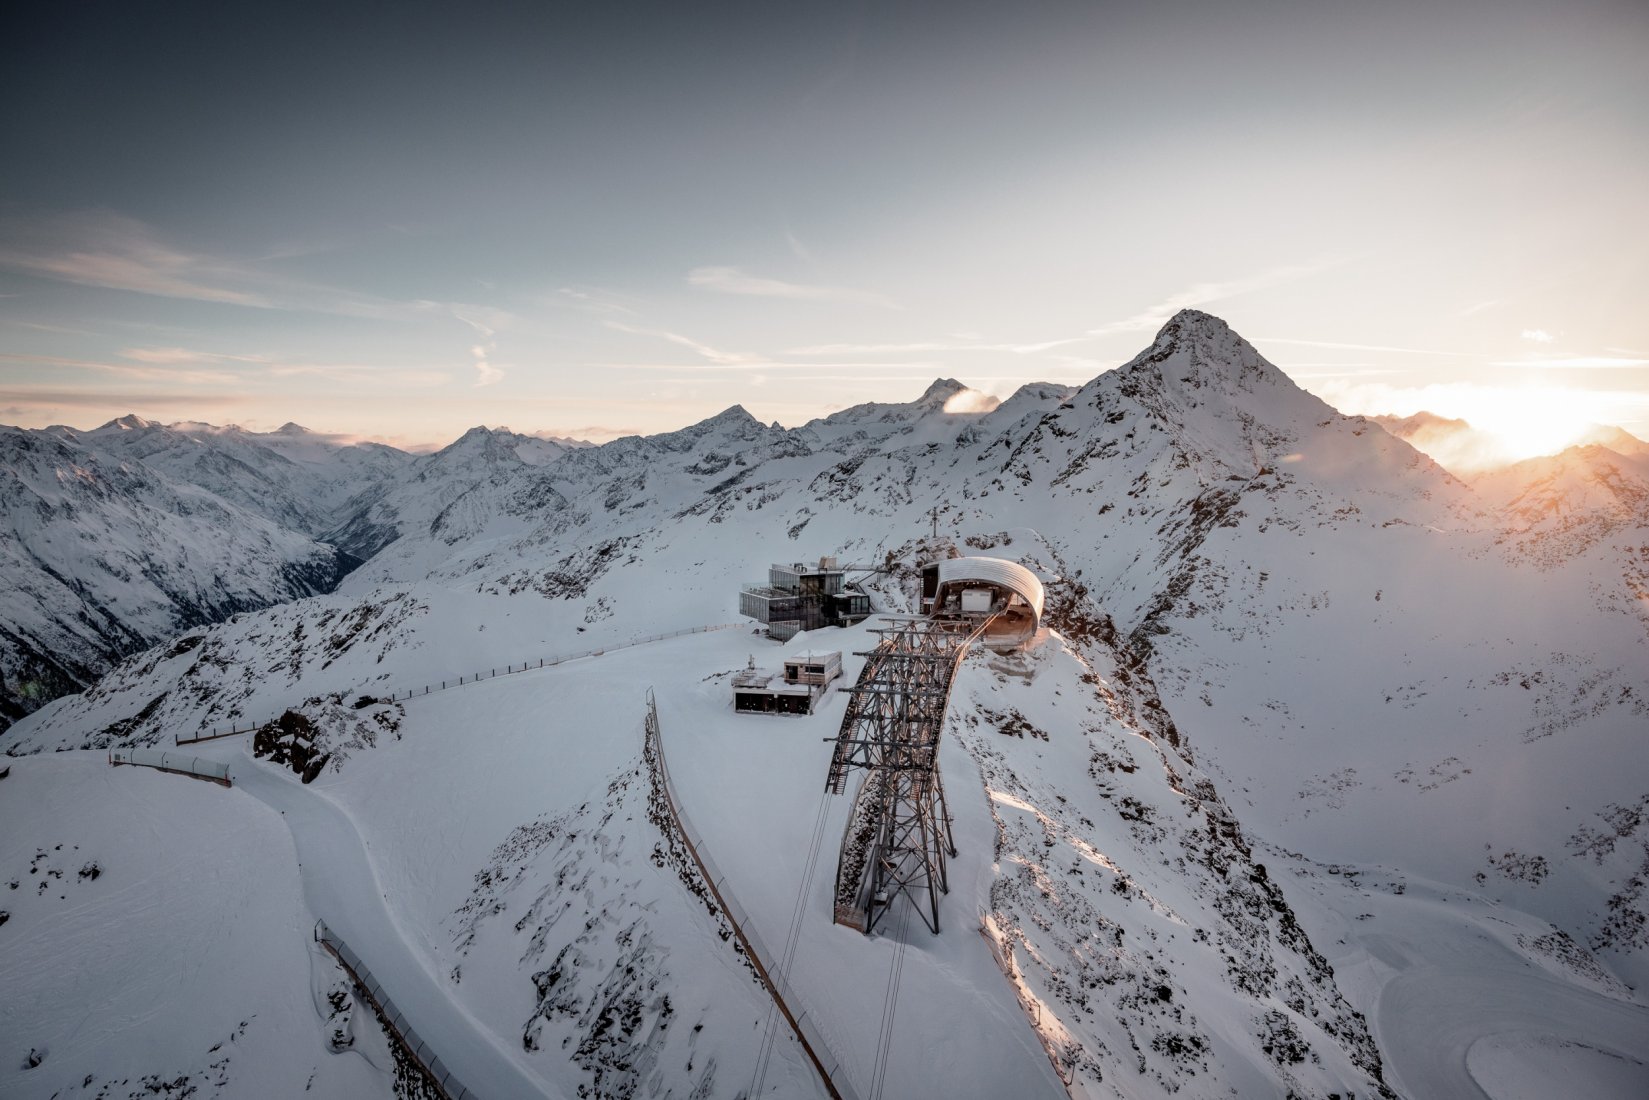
[732,651,843,715]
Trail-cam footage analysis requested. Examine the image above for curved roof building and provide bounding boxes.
[921,555,1045,644]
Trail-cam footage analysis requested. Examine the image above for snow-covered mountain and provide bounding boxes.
[0,425,360,732]
[4,311,1646,1099]
[325,425,588,565]
[1471,443,1649,551]
[1575,423,1649,459]
[61,415,416,536]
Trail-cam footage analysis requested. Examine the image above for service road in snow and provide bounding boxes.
[227,755,561,1099]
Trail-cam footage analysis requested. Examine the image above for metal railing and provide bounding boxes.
[176,623,743,745]
[314,920,478,1100]
[644,690,860,1100]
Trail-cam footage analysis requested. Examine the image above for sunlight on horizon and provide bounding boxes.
[1313,376,1631,470]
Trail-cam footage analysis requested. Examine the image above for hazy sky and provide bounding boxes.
[3,0,1646,448]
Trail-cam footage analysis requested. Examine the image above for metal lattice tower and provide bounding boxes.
[825,615,993,934]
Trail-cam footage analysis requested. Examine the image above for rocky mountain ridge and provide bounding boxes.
[3,310,1646,1097]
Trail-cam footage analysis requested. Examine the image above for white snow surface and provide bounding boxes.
[4,310,1647,1098]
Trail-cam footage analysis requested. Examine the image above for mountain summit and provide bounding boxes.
[1,311,1644,1100]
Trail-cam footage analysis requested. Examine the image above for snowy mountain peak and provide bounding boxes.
[274,422,312,436]
[447,425,501,447]
[1140,308,1293,393]
[100,413,160,432]
[704,404,760,427]
[1070,309,1319,436]
[917,377,968,405]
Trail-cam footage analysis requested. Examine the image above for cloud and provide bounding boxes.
[941,389,1001,414]
[1520,329,1554,343]
[264,363,451,387]
[1258,337,1473,357]
[0,389,252,412]
[603,321,767,367]
[553,286,640,317]
[1459,299,1500,317]
[786,335,1089,356]
[0,213,270,306]
[1087,262,1333,337]
[0,211,517,328]
[784,229,815,263]
[120,346,269,365]
[1310,377,1649,464]
[687,266,900,309]
[0,351,241,384]
[1490,356,1648,369]
[446,303,507,386]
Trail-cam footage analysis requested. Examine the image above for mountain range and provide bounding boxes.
[2,310,1645,1099]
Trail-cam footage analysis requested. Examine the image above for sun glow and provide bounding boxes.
[1459,390,1594,463]
[1315,377,1623,471]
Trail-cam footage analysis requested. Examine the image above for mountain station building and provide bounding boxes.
[738,557,872,641]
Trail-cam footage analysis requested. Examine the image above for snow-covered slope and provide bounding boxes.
[0,425,354,731]
[5,310,1646,1098]
[0,755,401,1100]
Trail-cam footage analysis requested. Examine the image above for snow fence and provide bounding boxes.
[177,622,744,745]
[314,920,478,1100]
[644,689,861,1100]
[109,748,230,786]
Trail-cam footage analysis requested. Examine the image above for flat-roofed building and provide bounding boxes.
[732,651,843,715]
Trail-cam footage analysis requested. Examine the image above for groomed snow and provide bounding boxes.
[0,756,391,1099]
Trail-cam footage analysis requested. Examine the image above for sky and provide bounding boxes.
[2,0,1647,452]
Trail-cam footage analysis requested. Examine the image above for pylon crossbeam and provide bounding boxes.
[826,613,993,934]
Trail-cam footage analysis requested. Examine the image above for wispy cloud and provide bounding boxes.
[0,212,270,306]
[3,349,450,388]
[784,228,815,263]
[0,350,241,384]
[1520,329,1554,343]
[0,388,252,411]
[539,424,639,441]
[1285,368,1411,380]
[603,321,767,367]
[1087,263,1333,337]
[120,345,269,365]
[449,306,505,386]
[589,359,943,374]
[0,212,519,336]
[553,286,640,317]
[1258,337,1473,357]
[687,266,900,309]
[786,334,1089,356]
[264,363,452,387]
[1459,299,1500,317]
[1490,356,1649,369]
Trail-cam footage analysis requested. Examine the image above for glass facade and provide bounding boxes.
[741,560,864,636]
